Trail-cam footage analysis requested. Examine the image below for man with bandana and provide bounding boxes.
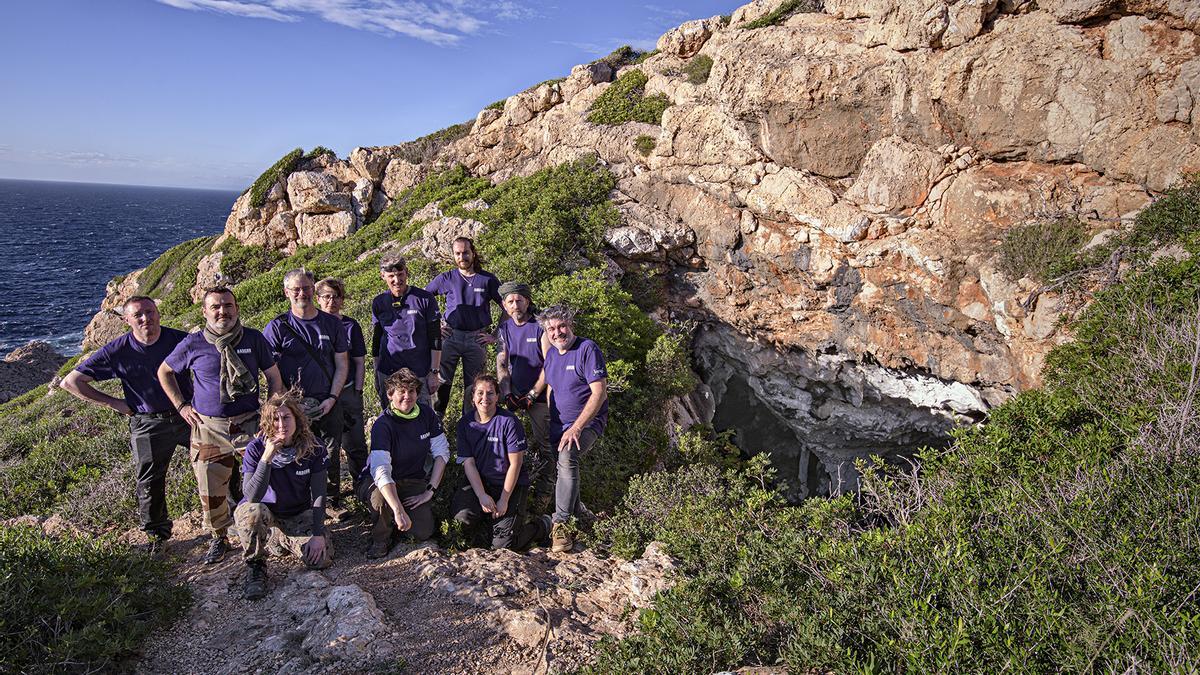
[159,287,284,565]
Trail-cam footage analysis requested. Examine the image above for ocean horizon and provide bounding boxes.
[0,178,237,357]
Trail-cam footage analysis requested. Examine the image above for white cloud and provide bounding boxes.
[156,0,529,46]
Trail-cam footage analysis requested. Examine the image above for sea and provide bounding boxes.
[0,178,238,358]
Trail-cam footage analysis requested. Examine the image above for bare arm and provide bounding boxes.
[496,348,512,397]
[157,361,200,426]
[264,364,284,396]
[330,351,348,396]
[352,356,366,391]
[60,370,131,416]
[558,379,608,451]
[495,452,523,518]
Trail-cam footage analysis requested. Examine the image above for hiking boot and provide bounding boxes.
[365,539,391,559]
[202,536,227,565]
[138,533,168,557]
[243,561,268,601]
[550,523,574,553]
[537,515,553,548]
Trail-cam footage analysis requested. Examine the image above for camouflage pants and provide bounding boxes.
[190,411,258,536]
[234,502,333,569]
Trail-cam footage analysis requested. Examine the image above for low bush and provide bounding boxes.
[395,122,474,165]
[218,237,285,285]
[587,70,671,126]
[246,147,303,208]
[303,146,334,160]
[683,54,713,84]
[741,0,825,29]
[157,235,218,317]
[634,134,656,156]
[998,217,1087,283]
[0,524,190,673]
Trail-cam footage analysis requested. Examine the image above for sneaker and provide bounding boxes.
[550,523,574,553]
[365,539,392,559]
[203,536,227,565]
[243,561,268,601]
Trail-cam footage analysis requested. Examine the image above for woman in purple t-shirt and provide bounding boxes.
[451,373,549,551]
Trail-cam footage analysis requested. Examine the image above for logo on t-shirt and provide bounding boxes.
[296,469,310,476]
[594,368,606,376]
[318,334,330,341]
[406,309,419,315]
[566,365,575,371]
[488,436,499,442]
[420,432,431,439]
[525,338,538,343]
[236,348,252,354]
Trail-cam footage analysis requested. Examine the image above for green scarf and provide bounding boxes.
[202,321,256,404]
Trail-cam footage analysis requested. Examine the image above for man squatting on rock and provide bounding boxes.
[159,287,283,564]
[494,281,555,512]
[263,270,349,507]
[540,304,609,554]
[60,296,192,551]
[359,368,449,558]
[371,253,441,409]
[314,277,369,501]
[452,373,551,550]
[425,237,502,420]
[237,391,333,601]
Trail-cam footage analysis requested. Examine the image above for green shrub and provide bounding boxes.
[998,217,1087,282]
[157,235,219,317]
[587,70,671,126]
[304,146,335,159]
[634,134,656,156]
[535,268,657,363]
[741,0,825,29]
[218,237,285,285]
[136,235,213,298]
[472,155,618,286]
[0,524,190,673]
[633,49,660,65]
[683,54,713,84]
[246,147,303,208]
[596,45,645,70]
[396,121,474,165]
[645,330,698,398]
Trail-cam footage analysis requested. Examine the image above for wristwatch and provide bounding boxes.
[426,482,438,493]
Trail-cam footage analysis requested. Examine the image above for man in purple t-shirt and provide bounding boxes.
[158,287,284,564]
[494,281,553,512]
[371,253,441,410]
[264,269,349,506]
[425,237,502,420]
[60,296,191,550]
[539,304,608,554]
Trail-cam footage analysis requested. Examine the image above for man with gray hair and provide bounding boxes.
[264,269,350,506]
[371,253,441,409]
[61,296,192,552]
[539,304,608,553]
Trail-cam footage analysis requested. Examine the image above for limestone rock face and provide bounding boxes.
[0,342,67,403]
[296,211,357,247]
[381,159,427,198]
[286,171,352,215]
[844,135,945,214]
[656,16,723,58]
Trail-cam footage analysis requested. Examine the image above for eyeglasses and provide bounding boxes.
[286,286,314,295]
[316,293,341,300]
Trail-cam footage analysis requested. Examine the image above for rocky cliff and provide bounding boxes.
[87,0,1199,497]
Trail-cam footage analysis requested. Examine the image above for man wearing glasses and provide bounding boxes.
[263,269,350,507]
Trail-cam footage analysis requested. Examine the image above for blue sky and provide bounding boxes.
[0,0,740,190]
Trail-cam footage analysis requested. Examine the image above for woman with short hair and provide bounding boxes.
[315,277,369,498]
[451,373,550,550]
[235,391,332,601]
[358,368,449,558]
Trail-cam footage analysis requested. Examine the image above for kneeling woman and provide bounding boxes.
[452,373,549,550]
[359,368,449,558]
[236,391,332,601]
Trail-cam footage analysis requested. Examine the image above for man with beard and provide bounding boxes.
[425,237,502,420]
[159,287,284,564]
[60,296,191,552]
[371,253,441,409]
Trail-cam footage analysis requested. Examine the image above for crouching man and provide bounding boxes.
[358,368,449,558]
[235,392,333,601]
[452,373,550,551]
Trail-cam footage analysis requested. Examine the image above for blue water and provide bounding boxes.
[0,179,237,357]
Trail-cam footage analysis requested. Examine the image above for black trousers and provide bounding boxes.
[310,400,344,503]
[129,413,190,538]
[451,482,545,551]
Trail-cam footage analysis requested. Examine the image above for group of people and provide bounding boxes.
[60,237,609,600]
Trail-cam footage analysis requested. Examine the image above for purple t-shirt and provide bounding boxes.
[544,337,608,436]
[263,310,348,398]
[241,437,329,519]
[164,327,276,418]
[341,316,367,359]
[425,269,501,332]
[76,328,191,414]
[496,317,544,397]
[371,288,440,376]
[367,403,444,482]
[457,409,529,486]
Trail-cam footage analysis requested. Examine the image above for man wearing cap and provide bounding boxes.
[539,304,608,554]
[263,269,350,507]
[159,287,284,565]
[425,237,502,419]
[494,281,554,512]
[60,296,192,552]
[371,253,441,410]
